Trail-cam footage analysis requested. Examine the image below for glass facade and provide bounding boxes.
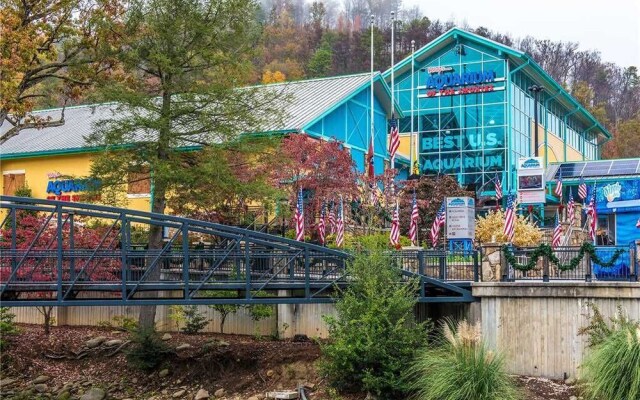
[395,43,507,191]
[390,35,605,195]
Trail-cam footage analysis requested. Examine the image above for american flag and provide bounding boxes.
[336,197,344,247]
[327,202,336,234]
[567,189,575,225]
[318,202,326,245]
[430,200,446,248]
[494,173,503,201]
[552,211,562,249]
[389,201,399,246]
[366,134,375,178]
[585,187,597,242]
[294,188,304,241]
[554,171,563,199]
[388,115,400,163]
[578,176,587,201]
[503,194,516,242]
[409,191,419,246]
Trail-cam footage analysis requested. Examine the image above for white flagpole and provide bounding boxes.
[370,14,375,172]
[410,40,415,175]
[390,11,395,170]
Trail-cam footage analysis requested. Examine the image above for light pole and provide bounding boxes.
[528,85,544,157]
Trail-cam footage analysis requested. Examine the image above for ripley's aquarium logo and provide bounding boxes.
[426,70,496,90]
[448,198,466,207]
[522,158,541,169]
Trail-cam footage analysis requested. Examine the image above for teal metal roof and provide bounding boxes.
[382,28,611,140]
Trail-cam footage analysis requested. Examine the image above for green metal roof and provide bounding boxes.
[382,27,611,140]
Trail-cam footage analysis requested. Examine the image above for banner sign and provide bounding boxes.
[517,157,545,204]
[446,197,475,239]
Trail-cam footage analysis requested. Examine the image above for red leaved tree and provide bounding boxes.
[0,211,120,334]
[274,133,360,235]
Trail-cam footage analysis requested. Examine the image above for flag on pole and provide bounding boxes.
[552,211,562,249]
[294,188,305,241]
[504,194,516,242]
[636,217,640,228]
[578,176,587,201]
[388,116,400,163]
[336,197,344,247]
[368,14,375,179]
[567,189,575,225]
[586,187,597,242]
[318,202,326,245]
[409,190,419,246]
[554,171,563,199]
[494,173,503,201]
[430,200,446,247]
[389,201,399,246]
[328,202,336,234]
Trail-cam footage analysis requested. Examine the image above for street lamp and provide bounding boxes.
[528,85,544,157]
[278,198,289,238]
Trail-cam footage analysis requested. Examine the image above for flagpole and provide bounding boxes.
[390,11,395,170]
[370,14,375,175]
[410,40,415,175]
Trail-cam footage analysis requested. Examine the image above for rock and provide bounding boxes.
[104,339,124,347]
[33,384,48,393]
[0,378,17,387]
[266,391,298,399]
[33,375,51,384]
[176,343,192,351]
[214,388,225,397]
[175,379,182,385]
[247,396,259,400]
[80,388,106,400]
[217,340,230,347]
[172,389,186,398]
[85,336,107,348]
[569,397,577,400]
[162,333,172,341]
[162,389,169,395]
[159,369,170,378]
[303,382,315,390]
[195,388,210,400]
[266,370,275,378]
[565,377,576,385]
[131,378,139,384]
[57,391,71,400]
[111,330,122,335]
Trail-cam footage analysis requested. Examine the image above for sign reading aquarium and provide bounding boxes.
[418,67,503,98]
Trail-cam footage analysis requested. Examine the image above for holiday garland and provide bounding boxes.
[502,242,626,272]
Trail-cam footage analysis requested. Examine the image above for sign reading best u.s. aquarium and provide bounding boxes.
[419,67,500,98]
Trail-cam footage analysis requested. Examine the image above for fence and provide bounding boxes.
[481,244,637,282]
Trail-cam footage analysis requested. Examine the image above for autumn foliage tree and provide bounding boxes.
[274,133,360,232]
[0,211,120,334]
[0,0,123,143]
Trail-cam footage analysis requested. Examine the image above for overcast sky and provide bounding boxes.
[403,0,640,67]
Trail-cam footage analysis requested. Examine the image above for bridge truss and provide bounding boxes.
[0,196,475,306]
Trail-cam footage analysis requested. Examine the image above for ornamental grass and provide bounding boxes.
[580,324,640,400]
[406,319,522,400]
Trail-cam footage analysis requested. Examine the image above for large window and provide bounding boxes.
[397,43,507,190]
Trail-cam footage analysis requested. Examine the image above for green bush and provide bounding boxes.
[580,310,640,400]
[125,327,174,371]
[181,305,209,334]
[320,251,430,398]
[578,303,639,348]
[0,307,18,351]
[407,320,521,400]
[97,315,138,332]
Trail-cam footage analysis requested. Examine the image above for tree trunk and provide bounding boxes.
[138,90,172,330]
[220,313,228,334]
[38,306,53,335]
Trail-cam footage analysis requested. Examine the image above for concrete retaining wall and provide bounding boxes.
[473,282,640,379]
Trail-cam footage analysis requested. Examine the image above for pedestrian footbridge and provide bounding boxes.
[0,196,476,307]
